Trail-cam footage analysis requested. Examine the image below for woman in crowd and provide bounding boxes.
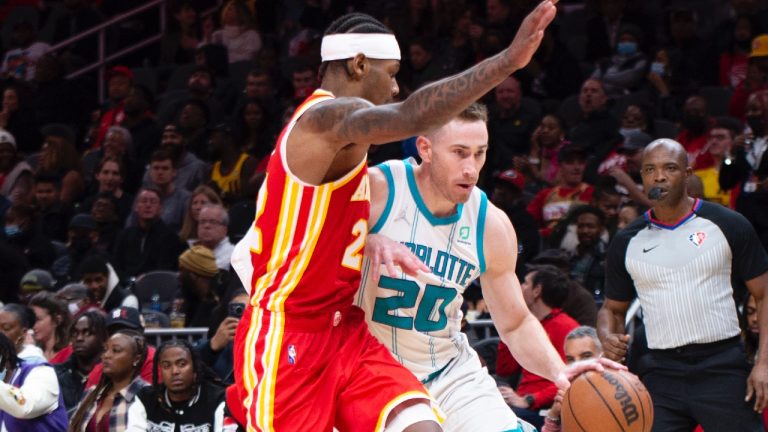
[179,185,222,243]
[234,97,274,168]
[515,113,569,189]
[207,0,262,63]
[128,340,226,430]
[37,130,84,204]
[81,156,134,224]
[0,332,68,431]
[0,303,45,363]
[160,1,201,65]
[69,329,149,432]
[29,292,71,362]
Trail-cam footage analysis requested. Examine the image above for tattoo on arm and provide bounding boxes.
[335,51,515,144]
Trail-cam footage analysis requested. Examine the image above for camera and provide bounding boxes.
[228,302,246,318]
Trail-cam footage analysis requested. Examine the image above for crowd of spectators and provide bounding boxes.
[1,0,768,429]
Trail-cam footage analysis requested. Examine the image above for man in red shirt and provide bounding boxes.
[497,265,579,430]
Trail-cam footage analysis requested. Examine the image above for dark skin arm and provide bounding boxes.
[287,0,558,184]
[597,298,631,362]
[746,271,768,411]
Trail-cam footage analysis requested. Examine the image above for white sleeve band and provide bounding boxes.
[383,401,440,432]
[321,33,401,61]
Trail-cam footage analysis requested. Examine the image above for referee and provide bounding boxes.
[598,139,768,431]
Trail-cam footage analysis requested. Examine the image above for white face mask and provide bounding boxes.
[619,127,642,140]
[68,302,80,316]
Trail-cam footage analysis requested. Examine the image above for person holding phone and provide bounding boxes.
[195,288,248,385]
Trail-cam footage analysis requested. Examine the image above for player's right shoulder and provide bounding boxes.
[298,96,373,136]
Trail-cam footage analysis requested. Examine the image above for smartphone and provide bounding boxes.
[228,302,245,318]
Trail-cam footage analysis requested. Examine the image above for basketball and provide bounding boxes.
[561,368,653,432]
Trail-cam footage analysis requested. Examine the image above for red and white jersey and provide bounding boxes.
[231,89,372,314]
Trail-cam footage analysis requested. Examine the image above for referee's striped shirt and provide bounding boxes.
[605,199,768,350]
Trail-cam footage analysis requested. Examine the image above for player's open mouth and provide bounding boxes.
[457,184,473,190]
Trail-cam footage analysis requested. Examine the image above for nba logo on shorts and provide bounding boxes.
[288,345,297,365]
[688,231,706,247]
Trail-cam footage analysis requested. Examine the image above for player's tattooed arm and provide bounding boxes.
[304,0,558,147]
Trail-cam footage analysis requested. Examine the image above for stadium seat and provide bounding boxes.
[142,310,171,328]
[133,271,179,313]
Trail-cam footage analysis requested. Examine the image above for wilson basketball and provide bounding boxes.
[561,368,653,432]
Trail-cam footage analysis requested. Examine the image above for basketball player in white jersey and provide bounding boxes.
[356,103,620,431]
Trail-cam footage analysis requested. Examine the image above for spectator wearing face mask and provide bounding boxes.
[676,95,712,163]
[50,213,102,288]
[720,89,768,196]
[590,24,648,99]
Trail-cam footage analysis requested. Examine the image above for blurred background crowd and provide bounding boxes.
[1,0,768,429]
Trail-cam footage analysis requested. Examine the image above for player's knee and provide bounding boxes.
[385,400,441,432]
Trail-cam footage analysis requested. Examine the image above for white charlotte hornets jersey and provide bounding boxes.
[355,159,488,382]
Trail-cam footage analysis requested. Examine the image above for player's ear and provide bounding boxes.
[346,54,369,80]
[415,135,432,162]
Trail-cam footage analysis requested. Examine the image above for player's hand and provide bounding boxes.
[547,389,565,418]
[365,233,430,281]
[210,317,239,351]
[506,0,558,71]
[747,361,768,411]
[554,358,628,392]
[602,333,630,362]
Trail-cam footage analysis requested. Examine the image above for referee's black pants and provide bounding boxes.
[639,336,763,432]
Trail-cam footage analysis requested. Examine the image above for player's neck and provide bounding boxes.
[413,165,458,218]
[320,76,364,99]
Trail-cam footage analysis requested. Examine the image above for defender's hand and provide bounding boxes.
[365,234,430,281]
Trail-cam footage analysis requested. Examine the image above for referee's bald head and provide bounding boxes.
[642,138,688,168]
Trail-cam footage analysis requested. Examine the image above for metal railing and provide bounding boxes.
[145,327,208,346]
[49,0,167,102]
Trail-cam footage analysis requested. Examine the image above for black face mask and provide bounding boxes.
[747,115,766,137]
[70,236,93,255]
[736,39,752,51]
[682,113,707,135]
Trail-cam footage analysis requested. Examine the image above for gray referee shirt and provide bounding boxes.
[605,199,768,349]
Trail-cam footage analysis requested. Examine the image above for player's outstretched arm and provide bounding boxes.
[303,0,558,147]
[479,204,565,383]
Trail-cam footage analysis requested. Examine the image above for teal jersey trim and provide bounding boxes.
[404,161,463,225]
[477,190,488,273]
[371,163,395,234]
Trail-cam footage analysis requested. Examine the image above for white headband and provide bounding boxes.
[321,33,401,61]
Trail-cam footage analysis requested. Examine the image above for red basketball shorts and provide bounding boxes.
[227,306,434,431]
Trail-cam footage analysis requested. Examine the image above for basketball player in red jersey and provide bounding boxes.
[227,2,564,431]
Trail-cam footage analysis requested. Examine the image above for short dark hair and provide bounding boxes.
[150,148,176,167]
[571,204,606,226]
[78,255,110,276]
[34,172,61,188]
[530,265,570,308]
[712,116,743,139]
